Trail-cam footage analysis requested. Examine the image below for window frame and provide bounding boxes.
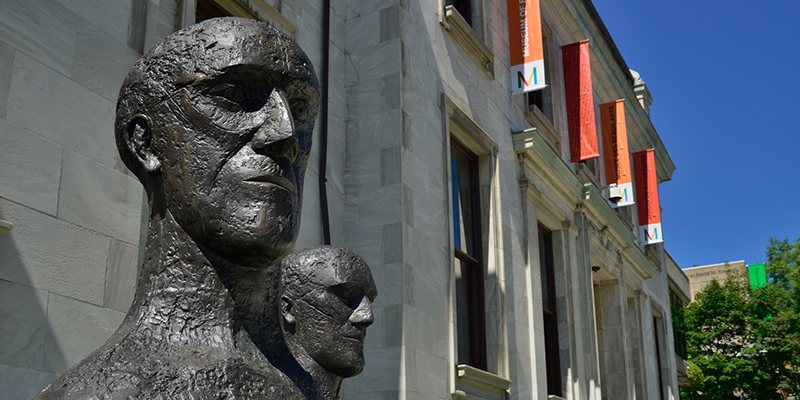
[439,0,494,78]
[451,137,488,370]
[538,223,562,397]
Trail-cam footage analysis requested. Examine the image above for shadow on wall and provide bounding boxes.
[0,203,62,399]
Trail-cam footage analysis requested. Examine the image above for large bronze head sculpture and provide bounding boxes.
[34,18,325,399]
[116,17,319,267]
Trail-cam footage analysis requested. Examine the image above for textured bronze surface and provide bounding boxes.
[32,18,372,399]
[281,246,377,400]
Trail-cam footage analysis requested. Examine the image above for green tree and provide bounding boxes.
[680,262,800,399]
[766,236,800,313]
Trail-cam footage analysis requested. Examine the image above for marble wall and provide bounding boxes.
[0,0,345,397]
[0,0,145,398]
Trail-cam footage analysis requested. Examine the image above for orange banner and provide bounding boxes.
[561,40,598,162]
[508,0,545,94]
[633,149,663,244]
[600,99,634,206]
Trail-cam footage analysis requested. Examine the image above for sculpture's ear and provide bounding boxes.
[126,114,161,174]
[281,295,295,325]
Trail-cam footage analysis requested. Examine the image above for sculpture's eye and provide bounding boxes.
[291,100,310,122]
[209,82,249,104]
[331,283,364,309]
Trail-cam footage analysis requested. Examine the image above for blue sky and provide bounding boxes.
[592,0,800,268]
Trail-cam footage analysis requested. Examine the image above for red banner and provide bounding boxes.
[633,149,663,244]
[561,40,598,162]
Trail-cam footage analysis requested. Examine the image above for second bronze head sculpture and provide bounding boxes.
[34,17,375,399]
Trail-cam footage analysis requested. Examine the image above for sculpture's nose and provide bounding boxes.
[350,296,374,329]
[251,89,298,161]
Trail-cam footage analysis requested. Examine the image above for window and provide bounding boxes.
[196,0,233,22]
[446,0,472,27]
[452,137,487,370]
[670,291,688,360]
[527,22,555,124]
[440,0,492,77]
[538,224,562,397]
[653,316,666,400]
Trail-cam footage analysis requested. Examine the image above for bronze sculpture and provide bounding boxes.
[33,17,373,399]
[281,246,377,400]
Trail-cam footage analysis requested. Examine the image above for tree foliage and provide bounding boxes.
[680,238,800,400]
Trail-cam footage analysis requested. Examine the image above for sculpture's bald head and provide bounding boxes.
[114,18,320,267]
[281,246,377,378]
[115,17,319,189]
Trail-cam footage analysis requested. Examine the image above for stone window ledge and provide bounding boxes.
[440,5,494,79]
[0,219,12,236]
[527,105,560,155]
[548,396,567,400]
[452,364,511,400]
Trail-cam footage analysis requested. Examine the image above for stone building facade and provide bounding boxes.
[0,0,688,399]
[684,260,747,301]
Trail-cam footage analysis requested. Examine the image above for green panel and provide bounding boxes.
[747,263,766,289]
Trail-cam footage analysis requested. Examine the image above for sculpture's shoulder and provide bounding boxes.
[33,336,306,400]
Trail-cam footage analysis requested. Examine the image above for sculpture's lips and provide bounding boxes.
[244,175,296,194]
[345,332,366,342]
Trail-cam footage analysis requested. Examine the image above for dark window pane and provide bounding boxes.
[455,257,470,365]
[446,0,472,26]
[196,0,232,22]
[539,230,551,312]
[451,157,462,251]
[451,138,485,370]
[451,149,476,258]
[539,224,561,396]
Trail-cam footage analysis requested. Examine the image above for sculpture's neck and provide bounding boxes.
[287,340,344,400]
[117,209,321,399]
[118,210,240,347]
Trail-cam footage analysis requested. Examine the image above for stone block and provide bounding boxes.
[0,363,57,400]
[380,304,403,348]
[371,262,402,307]
[401,148,431,196]
[0,0,79,75]
[104,239,140,312]
[345,10,379,52]
[360,346,402,393]
[55,0,132,44]
[408,268,447,318]
[404,305,448,359]
[363,305,383,350]
[403,225,447,282]
[57,150,143,245]
[43,293,125,375]
[379,73,401,111]
[379,6,399,43]
[359,0,397,15]
[347,40,401,85]
[0,280,48,370]
[344,143,382,196]
[381,222,402,264]
[72,23,141,101]
[346,0,359,19]
[358,184,402,229]
[0,119,63,216]
[414,349,446,396]
[0,199,108,305]
[0,41,13,119]
[7,53,116,167]
[346,109,403,156]
[344,225,382,267]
